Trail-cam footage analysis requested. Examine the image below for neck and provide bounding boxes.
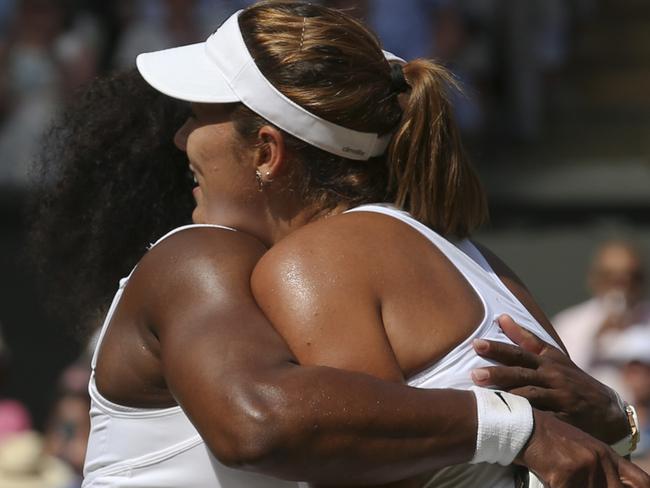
[264,202,350,247]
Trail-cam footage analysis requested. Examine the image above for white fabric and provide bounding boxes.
[137,10,392,161]
[83,224,304,488]
[345,204,563,488]
[611,432,634,457]
[470,388,533,466]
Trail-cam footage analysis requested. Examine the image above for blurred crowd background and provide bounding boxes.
[0,0,649,485]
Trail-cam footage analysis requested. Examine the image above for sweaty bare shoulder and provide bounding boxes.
[252,211,485,380]
[95,226,269,407]
[140,226,267,280]
[258,211,389,282]
[134,226,268,328]
[470,241,567,352]
[252,212,405,380]
[102,225,318,464]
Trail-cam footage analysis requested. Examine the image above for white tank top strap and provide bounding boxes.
[456,240,558,347]
[90,223,238,371]
[456,240,518,299]
[344,204,491,278]
[455,240,493,274]
[344,203,560,360]
[146,223,237,250]
[90,283,128,370]
[346,202,496,334]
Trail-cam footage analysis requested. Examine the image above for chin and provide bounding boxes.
[191,208,205,224]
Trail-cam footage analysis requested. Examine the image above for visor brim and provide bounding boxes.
[136,42,239,104]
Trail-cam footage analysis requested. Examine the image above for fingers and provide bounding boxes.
[471,338,545,391]
[497,315,547,355]
[469,362,566,411]
[618,457,650,487]
[508,386,565,411]
[473,338,541,368]
[566,448,623,488]
[471,365,543,390]
[600,454,625,488]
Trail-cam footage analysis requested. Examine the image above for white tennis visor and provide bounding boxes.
[137,10,401,161]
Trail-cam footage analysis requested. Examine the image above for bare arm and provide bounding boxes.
[144,228,476,485]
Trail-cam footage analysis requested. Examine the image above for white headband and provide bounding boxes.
[137,10,401,161]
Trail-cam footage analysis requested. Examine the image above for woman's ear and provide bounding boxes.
[255,125,286,184]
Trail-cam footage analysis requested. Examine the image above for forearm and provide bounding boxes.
[217,364,476,485]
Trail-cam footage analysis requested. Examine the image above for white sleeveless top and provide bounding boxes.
[82,224,304,488]
[346,205,558,488]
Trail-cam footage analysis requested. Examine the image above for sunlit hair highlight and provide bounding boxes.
[234,0,487,238]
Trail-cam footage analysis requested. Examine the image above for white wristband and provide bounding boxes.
[612,434,634,457]
[470,387,534,466]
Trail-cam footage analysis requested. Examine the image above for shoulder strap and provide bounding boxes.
[91,224,237,369]
[147,223,237,250]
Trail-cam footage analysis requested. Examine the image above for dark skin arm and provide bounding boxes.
[139,228,477,485]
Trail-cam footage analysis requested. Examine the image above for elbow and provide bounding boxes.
[212,409,285,470]
[208,384,305,472]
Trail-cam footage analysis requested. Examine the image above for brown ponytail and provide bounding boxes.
[235,1,487,238]
[388,60,488,238]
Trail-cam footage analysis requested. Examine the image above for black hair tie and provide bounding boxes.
[390,63,410,94]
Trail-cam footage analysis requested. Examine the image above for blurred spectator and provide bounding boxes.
[554,240,650,393]
[55,10,102,102]
[0,0,16,36]
[0,0,100,189]
[0,0,588,186]
[367,0,443,61]
[0,0,63,188]
[0,321,32,442]
[365,0,574,138]
[0,431,75,488]
[536,0,570,70]
[39,362,91,487]
[365,0,485,132]
[601,327,650,471]
[43,390,90,487]
[433,1,491,133]
[113,0,245,69]
[494,0,570,140]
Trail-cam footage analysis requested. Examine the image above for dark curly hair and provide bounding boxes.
[29,69,194,339]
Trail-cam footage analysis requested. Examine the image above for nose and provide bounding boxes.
[174,117,194,152]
